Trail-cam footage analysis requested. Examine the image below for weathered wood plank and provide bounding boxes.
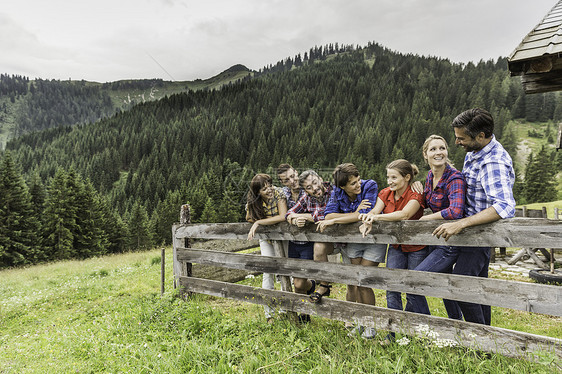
[177,248,562,317]
[192,264,259,283]
[179,276,562,360]
[272,241,293,293]
[173,218,562,248]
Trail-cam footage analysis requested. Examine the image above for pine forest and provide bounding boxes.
[1,42,561,268]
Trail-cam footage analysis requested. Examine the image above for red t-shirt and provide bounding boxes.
[378,186,425,252]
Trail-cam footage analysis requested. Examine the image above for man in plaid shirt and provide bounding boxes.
[286,169,335,303]
[433,108,515,325]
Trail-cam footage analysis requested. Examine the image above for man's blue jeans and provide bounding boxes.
[386,246,430,313]
[453,246,491,325]
[413,245,491,325]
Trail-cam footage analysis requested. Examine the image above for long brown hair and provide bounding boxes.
[246,173,272,221]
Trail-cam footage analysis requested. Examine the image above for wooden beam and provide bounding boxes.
[177,248,562,317]
[520,70,562,94]
[179,276,562,361]
[173,218,562,248]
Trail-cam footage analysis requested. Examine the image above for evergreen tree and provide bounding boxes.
[42,169,75,260]
[199,197,218,223]
[524,146,557,203]
[0,152,40,267]
[73,179,108,258]
[99,199,128,253]
[499,122,518,159]
[217,185,243,223]
[127,201,152,251]
[151,189,186,245]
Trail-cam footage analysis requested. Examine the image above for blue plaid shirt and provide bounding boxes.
[324,179,378,215]
[462,135,515,218]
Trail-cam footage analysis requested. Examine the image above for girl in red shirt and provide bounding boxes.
[359,159,429,343]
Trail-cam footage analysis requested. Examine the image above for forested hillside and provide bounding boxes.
[1,42,561,268]
[0,66,253,148]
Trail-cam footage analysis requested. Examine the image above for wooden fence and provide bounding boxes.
[173,207,562,361]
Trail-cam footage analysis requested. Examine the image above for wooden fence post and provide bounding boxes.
[173,204,192,296]
[161,247,165,296]
[272,240,298,321]
[272,241,293,292]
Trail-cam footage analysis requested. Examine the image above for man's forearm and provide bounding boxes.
[458,206,502,229]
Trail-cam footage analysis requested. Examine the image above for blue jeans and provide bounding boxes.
[386,246,430,313]
[413,245,462,319]
[452,246,491,325]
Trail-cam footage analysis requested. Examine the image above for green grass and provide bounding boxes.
[516,200,562,219]
[1,248,560,373]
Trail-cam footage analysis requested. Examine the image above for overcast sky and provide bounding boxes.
[0,0,557,83]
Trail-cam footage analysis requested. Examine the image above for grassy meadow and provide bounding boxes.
[517,200,562,219]
[1,248,561,373]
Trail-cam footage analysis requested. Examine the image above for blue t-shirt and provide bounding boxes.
[324,179,378,215]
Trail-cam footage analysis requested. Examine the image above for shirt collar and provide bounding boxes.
[466,135,496,162]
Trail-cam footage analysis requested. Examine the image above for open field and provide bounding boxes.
[517,200,562,219]
[1,248,560,373]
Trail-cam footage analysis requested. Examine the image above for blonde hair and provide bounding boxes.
[422,134,454,166]
[386,159,419,185]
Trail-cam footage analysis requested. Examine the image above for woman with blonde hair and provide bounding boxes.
[411,134,466,319]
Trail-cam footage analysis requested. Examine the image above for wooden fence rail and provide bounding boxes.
[173,217,562,361]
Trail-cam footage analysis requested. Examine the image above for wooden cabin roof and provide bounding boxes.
[508,1,562,94]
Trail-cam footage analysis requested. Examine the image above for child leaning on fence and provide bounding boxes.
[359,159,429,345]
[316,163,386,339]
[245,173,287,323]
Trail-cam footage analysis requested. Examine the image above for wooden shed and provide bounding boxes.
[508,0,562,149]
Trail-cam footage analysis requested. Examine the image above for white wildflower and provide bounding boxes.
[397,337,410,346]
[433,338,458,348]
[416,324,430,334]
[245,274,255,279]
[427,330,439,339]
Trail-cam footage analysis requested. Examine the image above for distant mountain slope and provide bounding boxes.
[0,65,253,148]
[3,42,562,244]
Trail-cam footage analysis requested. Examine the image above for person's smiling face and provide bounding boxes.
[386,168,409,193]
[425,138,448,168]
[259,183,274,201]
[278,168,299,190]
[454,127,483,153]
[302,175,325,198]
[341,175,361,197]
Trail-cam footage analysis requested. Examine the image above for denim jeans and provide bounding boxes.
[413,245,462,319]
[452,246,491,325]
[386,246,430,313]
[259,239,276,319]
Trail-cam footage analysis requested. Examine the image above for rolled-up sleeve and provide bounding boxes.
[323,189,340,216]
[440,176,466,220]
[361,180,378,214]
[481,161,516,219]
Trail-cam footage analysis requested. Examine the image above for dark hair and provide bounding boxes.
[386,159,419,185]
[246,174,272,221]
[333,163,359,188]
[298,169,320,187]
[451,108,494,139]
[276,163,294,176]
